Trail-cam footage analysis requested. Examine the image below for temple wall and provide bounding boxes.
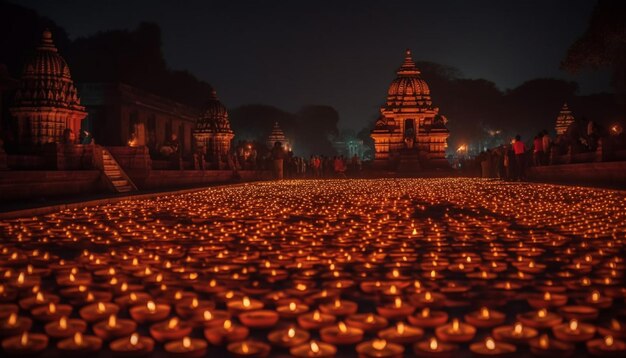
[126,169,271,191]
[528,161,626,188]
[0,170,105,202]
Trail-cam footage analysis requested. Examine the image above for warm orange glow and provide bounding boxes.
[59,316,68,329]
[182,337,191,349]
[372,339,387,350]
[74,332,84,346]
[168,317,179,329]
[108,315,117,328]
[130,333,139,346]
[604,335,614,347]
[338,321,348,333]
[20,332,28,346]
[287,328,296,338]
[429,337,438,350]
[147,301,156,313]
[310,341,320,353]
[485,337,496,350]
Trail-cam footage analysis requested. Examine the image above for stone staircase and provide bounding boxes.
[98,147,137,193]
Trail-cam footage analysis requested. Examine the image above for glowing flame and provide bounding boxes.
[223,319,232,330]
[20,332,28,346]
[49,302,56,313]
[313,311,321,321]
[59,316,68,329]
[182,337,191,349]
[421,308,430,317]
[242,297,251,307]
[452,319,460,332]
[372,339,387,350]
[288,328,296,338]
[569,319,579,331]
[604,335,614,347]
[168,317,179,329]
[425,291,433,301]
[130,333,139,346]
[7,313,17,326]
[241,342,249,353]
[394,297,402,308]
[310,341,320,353]
[289,302,297,311]
[338,322,348,333]
[539,334,549,349]
[147,301,156,313]
[513,322,523,335]
[429,337,438,350]
[537,309,547,318]
[485,337,496,350]
[543,292,551,301]
[480,307,490,319]
[203,310,213,320]
[108,315,117,328]
[591,291,600,302]
[396,322,405,334]
[97,302,106,313]
[73,332,84,346]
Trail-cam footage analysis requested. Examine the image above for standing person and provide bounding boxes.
[533,134,543,166]
[541,130,551,165]
[271,141,285,180]
[513,135,526,181]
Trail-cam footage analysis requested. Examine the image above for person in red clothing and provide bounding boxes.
[512,134,526,181]
[533,134,544,166]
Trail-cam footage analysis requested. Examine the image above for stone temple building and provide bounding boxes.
[371,49,449,171]
[193,90,234,168]
[10,29,87,147]
[555,103,575,136]
[267,121,289,151]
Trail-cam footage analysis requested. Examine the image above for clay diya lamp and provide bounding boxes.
[583,290,613,309]
[0,304,18,319]
[320,299,358,316]
[527,291,567,309]
[18,291,59,310]
[464,307,506,328]
[277,301,309,319]
[204,319,249,345]
[492,322,538,344]
[227,296,263,315]
[109,333,155,357]
[1,332,48,355]
[164,336,207,358]
[356,339,404,358]
[558,305,599,320]
[114,292,152,309]
[79,301,119,323]
[88,314,127,338]
[298,310,336,330]
[191,309,230,328]
[10,272,40,291]
[408,308,448,328]
[31,302,72,322]
[149,317,193,342]
[598,319,626,339]
[239,310,280,329]
[587,335,626,356]
[435,319,476,343]
[290,340,337,358]
[129,301,170,323]
[517,308,563,329]
[45,316,87,339]
[377,297,415,319]
[409,291,446,308]
[413,337,458,358]
[320,321,364,345]
[378,321,424,344]
[57,332,103,355]
[346,313,388,332]
[552,319,596,342]
[0,313,32,337]
[529,334,574,357]
[268,326,310,348]
[227,340,271,358]
[469,336,516,357]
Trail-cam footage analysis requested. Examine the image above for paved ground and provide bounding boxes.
[1,179,624,357]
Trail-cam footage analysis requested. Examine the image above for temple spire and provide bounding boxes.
[397,48,420,75]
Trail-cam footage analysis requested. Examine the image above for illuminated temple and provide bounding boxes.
[371,49,449,171]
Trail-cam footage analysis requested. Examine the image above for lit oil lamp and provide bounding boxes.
[164,336,207,358]
[413,337,458,358]
[0,313,32,337]
[45,316,87,339]
[464,307,506,328]
[587,335,626,356]
[31,301,72,321]
[149,317,192,342]
[227,296,263,315]
[320,321,364,345]
[435,318,476,343]
[129,300,170,323]
[204,319,249,345]
[79,301,119,323]
[1,332,48,355]
[356,338,404,358]
[552,319,596,342]
[598,319,626,339]
[409,291,445,308]
[408,307,448,328]
[114,292,152,309]
[517,308,563,329]
[109,333,155,357]
[191,309,230,328]
[298,310,336,330]
[527,291,568,309]
[492,322,538,344]
[345,313,388,332]
[277,301,309,319]
[378,321,424,344]
[18,291,59,310]
[0,304,18,320]
[175,297,214,318]
[91,314,136,341]
[319,298,358,316]
[583,290,612,309]
[268,326,310,347]
[239,309,280,328]
[227,340,271,358]
[469,336,516,357]
[290,340,337,358]
[529,334,574,357]
[377,297,415,319]
[57,331,103,354]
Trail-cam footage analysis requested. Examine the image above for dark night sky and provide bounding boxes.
[17,0,611,130]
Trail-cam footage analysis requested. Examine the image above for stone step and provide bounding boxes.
[112,179,128,187]
[104,169,121,176]
[103,164,117,170]
[117,185,133,193]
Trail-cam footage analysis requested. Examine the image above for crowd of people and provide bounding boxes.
[268,141,362,179]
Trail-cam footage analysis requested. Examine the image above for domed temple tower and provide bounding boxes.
[193,90,234,166]
[267,122,289,151]
[555,103,575,136]
[10,29,86,146]
[370,49,449,170]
